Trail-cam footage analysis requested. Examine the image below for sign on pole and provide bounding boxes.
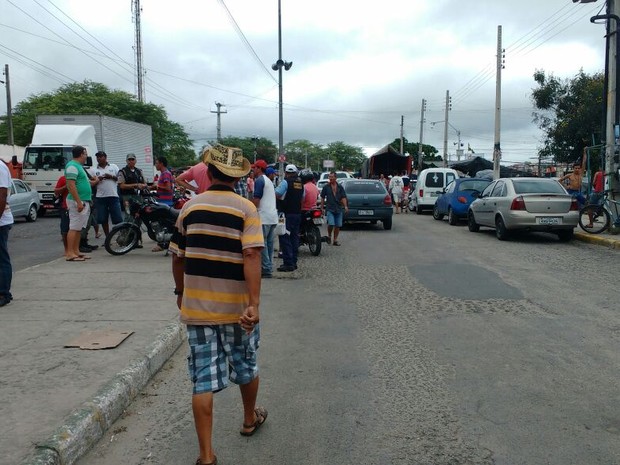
[323,160,335,168]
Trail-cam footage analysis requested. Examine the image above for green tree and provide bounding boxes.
[531,69,604,164]
[324,141,366,172]
[388,138,440,168]
[214,136,277,165]
[0,80,197,167]
[284,139,325,171]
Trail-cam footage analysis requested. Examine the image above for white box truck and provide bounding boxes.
[22,114,154,211]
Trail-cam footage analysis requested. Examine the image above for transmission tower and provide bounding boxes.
[132,0,145,102]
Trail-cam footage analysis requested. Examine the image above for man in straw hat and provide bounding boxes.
[170,144,267,465]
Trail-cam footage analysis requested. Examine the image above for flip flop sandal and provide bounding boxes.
[333,241,341,246]
[78,255,92,260]
[195,456,217,465]
[240,406,268,436]
[66,256,86,262]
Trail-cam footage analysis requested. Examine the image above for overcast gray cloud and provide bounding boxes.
[0,0,608,165]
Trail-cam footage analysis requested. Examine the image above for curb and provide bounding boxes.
[574,231,620,249]
[21,322,185,465]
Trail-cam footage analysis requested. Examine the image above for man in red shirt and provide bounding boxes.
[585,166,605,229]
[176,161,211,195]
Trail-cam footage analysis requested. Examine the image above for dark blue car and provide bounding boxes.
[433,178,492,225]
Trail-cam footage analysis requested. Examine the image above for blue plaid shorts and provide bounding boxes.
[186,324,260,395]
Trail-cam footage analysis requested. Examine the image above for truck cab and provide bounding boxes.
[22,125,96,210]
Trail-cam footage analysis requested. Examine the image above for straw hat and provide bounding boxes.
[202,144,251,178]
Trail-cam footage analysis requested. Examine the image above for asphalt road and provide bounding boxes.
[9,213,66,271]
[77,212,620,465]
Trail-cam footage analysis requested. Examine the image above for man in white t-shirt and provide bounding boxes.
[251,160,278,278]
[389,172,404,213]
[90,151,122,237]
[0,161,14,306]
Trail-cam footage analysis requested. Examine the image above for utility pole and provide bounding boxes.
[210,102,227,142]
[443,90,450,167]
[605,0,620,212]
[418,98,426,171]
[2,64,14,145]
[132,0,145,102]
[493,25,504,180]
[400,115,405,155]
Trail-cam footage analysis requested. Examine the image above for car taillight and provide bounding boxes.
[311,209,322,218]
[419,189,423,197]
[384,194,392,206]
[570,198,579,211]
[510,196,525,211]
[457,196,467,204]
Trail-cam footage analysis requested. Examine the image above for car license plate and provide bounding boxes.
[536,217,562,225]
[358,210,374,215]
[42,193,54,200]
[312,218,323,225]
[430,192,439,197]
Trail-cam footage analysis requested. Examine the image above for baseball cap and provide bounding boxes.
[126,153,136,160]
[252,159,268,170]
[285,164,298,173]
[265,167,276,175]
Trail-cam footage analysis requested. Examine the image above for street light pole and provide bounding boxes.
[1,64,14,145]
[272,0,292,178]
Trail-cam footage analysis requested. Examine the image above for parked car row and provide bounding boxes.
[414,169,579,242]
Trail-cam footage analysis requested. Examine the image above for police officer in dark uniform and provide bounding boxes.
[118,153,148,215]
[275,164,304,272]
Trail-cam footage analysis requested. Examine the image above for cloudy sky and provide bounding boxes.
[0,0,608,166]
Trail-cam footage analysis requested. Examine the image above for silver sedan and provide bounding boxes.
[467,177,579,241]
[8,178,40,222]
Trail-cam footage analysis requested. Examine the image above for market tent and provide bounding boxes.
[361,144,411,178]
[450,156,531,178]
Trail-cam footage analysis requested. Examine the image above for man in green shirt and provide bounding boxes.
[65,145,99,261]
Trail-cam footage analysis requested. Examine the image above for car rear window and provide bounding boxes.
[344,181,386,194]
[458,180,491,192]
[512,179,566,194]
[425,172,444,187]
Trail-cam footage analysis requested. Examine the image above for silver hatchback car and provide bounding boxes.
[467,177,579,241]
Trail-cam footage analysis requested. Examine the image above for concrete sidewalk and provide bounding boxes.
[2,226,618,465]
[1,247,183,465]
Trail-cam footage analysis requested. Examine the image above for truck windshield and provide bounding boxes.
[24,147,72,170]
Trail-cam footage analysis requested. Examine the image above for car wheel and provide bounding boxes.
[26,204,38,222]
[557,229,574,242]
[432,205,444,220]
[383,217,392,230]
[448,207,458,225]
[467,211,480,232]
[495,215,510,241]
[416,205,423,215]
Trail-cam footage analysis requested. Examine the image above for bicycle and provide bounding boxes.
[578,190,620,234]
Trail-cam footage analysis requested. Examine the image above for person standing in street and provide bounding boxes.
[0,161,14,306]
[558,148,587,207]
[251,159,278,278]
[176,161,211,195]
[320,171,348,246]
[65,145,98,262]
[275,164,304,272]
[389,171,404,213]
[170,144,266,465]
[54,175,70,257]
[118,153,148,213]
[90,151,122,237]
[155,156,174,206]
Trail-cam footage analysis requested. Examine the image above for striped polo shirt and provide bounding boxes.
[169,184,264,325]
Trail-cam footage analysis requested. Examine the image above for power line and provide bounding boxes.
[217,0,278,85]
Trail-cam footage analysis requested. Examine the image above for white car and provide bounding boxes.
[316,171,354,191]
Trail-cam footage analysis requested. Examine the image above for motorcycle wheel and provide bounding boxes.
[307,225,322,256]
[105,224,140,255]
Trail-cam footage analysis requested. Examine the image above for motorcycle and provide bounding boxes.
[105,191,179,255]
[299,208,324,256]
[407,189,416,212]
